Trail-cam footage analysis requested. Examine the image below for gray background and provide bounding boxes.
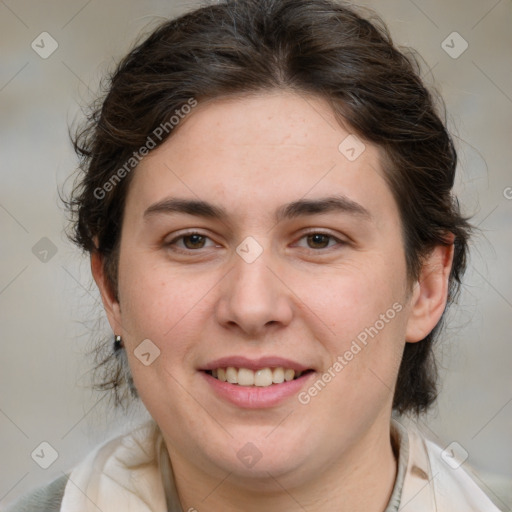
[1,0,511,508]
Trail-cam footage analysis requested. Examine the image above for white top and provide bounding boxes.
[55,419,503,511]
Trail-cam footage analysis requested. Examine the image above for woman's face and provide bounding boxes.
[96,91,441,487]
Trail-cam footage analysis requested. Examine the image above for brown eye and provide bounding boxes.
[297,232,344,250]
[166,232,216,252]
[306,233,332,249]
[182,234,207,249]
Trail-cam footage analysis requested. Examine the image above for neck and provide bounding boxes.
[163,419,398,512]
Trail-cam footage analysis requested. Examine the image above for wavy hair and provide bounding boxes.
[66,0,471,415]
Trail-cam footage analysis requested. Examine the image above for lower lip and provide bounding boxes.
[201,371,315,409]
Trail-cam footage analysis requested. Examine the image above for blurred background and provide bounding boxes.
[1,0,511,508]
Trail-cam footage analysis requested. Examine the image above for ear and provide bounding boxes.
[405,240,455,343]
[91,249,123,334]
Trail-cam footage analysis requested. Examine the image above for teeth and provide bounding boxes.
[209,367,306,387]
[284,368,295,382]
[272,367,284,384]
[226,366,238,384]
[254,368,273,387]
[238,368,254,386]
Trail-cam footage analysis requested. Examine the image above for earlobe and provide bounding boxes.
[90,250,123,333]
[405,241,455,343]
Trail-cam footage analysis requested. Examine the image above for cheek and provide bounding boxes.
[116,253,216,353]
[313,260,406,339]
[310,254,408,393]
[116,259,208,416]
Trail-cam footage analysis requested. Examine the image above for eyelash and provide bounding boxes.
[165,230,346,254]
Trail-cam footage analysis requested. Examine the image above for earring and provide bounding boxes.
[114,334,124,351]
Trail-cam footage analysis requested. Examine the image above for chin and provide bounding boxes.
[220,456,308,490]
[207,432,312,484]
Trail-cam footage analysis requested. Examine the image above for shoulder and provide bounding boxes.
[399,420,503,511]
[2,475,68,512]
[423,437,503,511]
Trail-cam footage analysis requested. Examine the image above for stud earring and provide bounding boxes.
[114,334,124,351]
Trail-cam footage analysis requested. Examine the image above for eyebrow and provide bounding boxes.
[143,194,371,223]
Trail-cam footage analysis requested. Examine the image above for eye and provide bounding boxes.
[166,232,217,251]
[165,230,346,254]
[295,232,345,250]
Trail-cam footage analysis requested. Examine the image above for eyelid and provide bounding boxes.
[293,229,348,249]
[164,228,348,254]
[165,229,218,248]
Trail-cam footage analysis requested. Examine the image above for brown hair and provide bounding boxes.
[66,0,471,415]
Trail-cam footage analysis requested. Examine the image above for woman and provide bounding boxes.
[5,0,503,510]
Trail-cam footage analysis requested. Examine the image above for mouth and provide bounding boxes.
[203,367,315,387]
[199,356,316,408]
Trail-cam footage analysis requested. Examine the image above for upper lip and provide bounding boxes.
[200,356,312,372]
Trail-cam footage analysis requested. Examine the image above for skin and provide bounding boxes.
[92,90,453,511]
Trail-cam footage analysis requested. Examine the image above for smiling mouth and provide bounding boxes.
[204,367,314,387]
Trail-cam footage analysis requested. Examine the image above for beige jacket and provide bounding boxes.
[5,419,504,511]
[389,419,503,511]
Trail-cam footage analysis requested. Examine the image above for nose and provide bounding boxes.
[215,244,294,338]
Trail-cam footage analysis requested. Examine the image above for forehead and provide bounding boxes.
[127,91,395,224]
